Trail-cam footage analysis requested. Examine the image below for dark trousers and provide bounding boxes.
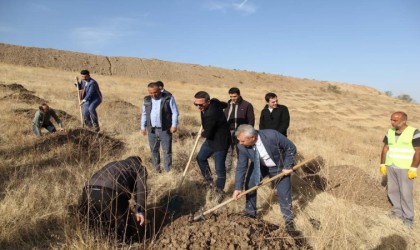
[32,121,56,136]
[245,164,294,224]
[79,186,143,242]
[196,140,228,191]
[82,99,101,128]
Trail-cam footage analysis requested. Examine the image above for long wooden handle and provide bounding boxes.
[201,157,317,217]
[75,77,84,127]
[177,126,203,190]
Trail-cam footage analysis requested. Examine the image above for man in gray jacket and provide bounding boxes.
[232,124,297,232]
[32,103,63,136]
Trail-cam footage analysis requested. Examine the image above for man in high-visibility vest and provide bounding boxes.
[380,111,420,227]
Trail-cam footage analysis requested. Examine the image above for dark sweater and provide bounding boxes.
[259,104,290,137]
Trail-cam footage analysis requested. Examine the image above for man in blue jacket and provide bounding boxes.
[78,70,102,131]
[232,124,297,232]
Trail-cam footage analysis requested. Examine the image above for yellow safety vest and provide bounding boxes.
[385,126,416,169]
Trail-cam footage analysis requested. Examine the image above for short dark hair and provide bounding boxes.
[194,91,210,101]
[80,69,90,75]
[228,87,240,95]
[147,81,160,89]
[265,92,277,102]
[155,81,164,88]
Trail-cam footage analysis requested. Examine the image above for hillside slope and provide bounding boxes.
[1,44,420,249]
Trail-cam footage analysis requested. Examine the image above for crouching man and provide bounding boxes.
[32,103,64,136]
[79,156,147,243]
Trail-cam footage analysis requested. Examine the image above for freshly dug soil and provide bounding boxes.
[151,212,309,249]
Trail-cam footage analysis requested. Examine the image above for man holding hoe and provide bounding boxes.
[75,69,102,131]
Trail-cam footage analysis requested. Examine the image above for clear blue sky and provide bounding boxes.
[1,0,419,102]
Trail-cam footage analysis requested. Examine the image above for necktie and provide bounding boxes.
[250,145,261,187]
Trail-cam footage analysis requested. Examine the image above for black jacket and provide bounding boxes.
[201,98,231,150]
[259,104,290,137]
[86,156,147,214]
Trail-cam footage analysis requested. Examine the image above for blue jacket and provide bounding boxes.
[234,129,296,190]
[82,78,102,103]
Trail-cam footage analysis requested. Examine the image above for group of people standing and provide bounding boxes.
[30,69,420,242]
[139,82,296,230]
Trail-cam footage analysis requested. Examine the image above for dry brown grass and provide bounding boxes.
[1,61,420,249]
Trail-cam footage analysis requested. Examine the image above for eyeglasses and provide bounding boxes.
[193,102,205,107]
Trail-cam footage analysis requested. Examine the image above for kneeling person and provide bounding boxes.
[32,103,63,136]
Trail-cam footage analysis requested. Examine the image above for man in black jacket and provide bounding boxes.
[259,92,290,137]
[79,156,147,242]
[194,91,231,202]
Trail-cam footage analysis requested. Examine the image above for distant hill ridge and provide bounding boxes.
[1,42,303,87]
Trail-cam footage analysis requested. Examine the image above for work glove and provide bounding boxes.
[408,168,417,179]
[379,164,387,176]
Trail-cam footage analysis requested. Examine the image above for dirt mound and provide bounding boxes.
[1,92,46,104]
[152,213,306,249]
[0,82,29,92]
[0,128,124,163]
[0,128,125,200]
[327,165,390,209]
[102,99,140,133]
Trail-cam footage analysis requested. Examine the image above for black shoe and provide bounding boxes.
[240,212,256,219]
[285,222,297,234]
[215,189,226,204]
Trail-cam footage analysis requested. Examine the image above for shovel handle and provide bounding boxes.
[182,126,203,177]
[75,77,84,127]
[198,157,318,219]
[176,126,203,192]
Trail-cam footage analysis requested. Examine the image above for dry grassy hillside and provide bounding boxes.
[1,45,420,249]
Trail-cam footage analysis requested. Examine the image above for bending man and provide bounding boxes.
[233,124,297,233]
[79,156,147,242]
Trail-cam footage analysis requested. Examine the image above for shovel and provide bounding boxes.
[75,77,84,127]
[193,157,317,221]
[168,126,203,213]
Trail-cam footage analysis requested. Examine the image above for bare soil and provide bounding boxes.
[151,213,308,250]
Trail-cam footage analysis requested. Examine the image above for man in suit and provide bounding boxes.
[78,69,102,131]
[232,124,297,232]
[79,156,147,243]
[194,91,231,202]
[259,92,290,137]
